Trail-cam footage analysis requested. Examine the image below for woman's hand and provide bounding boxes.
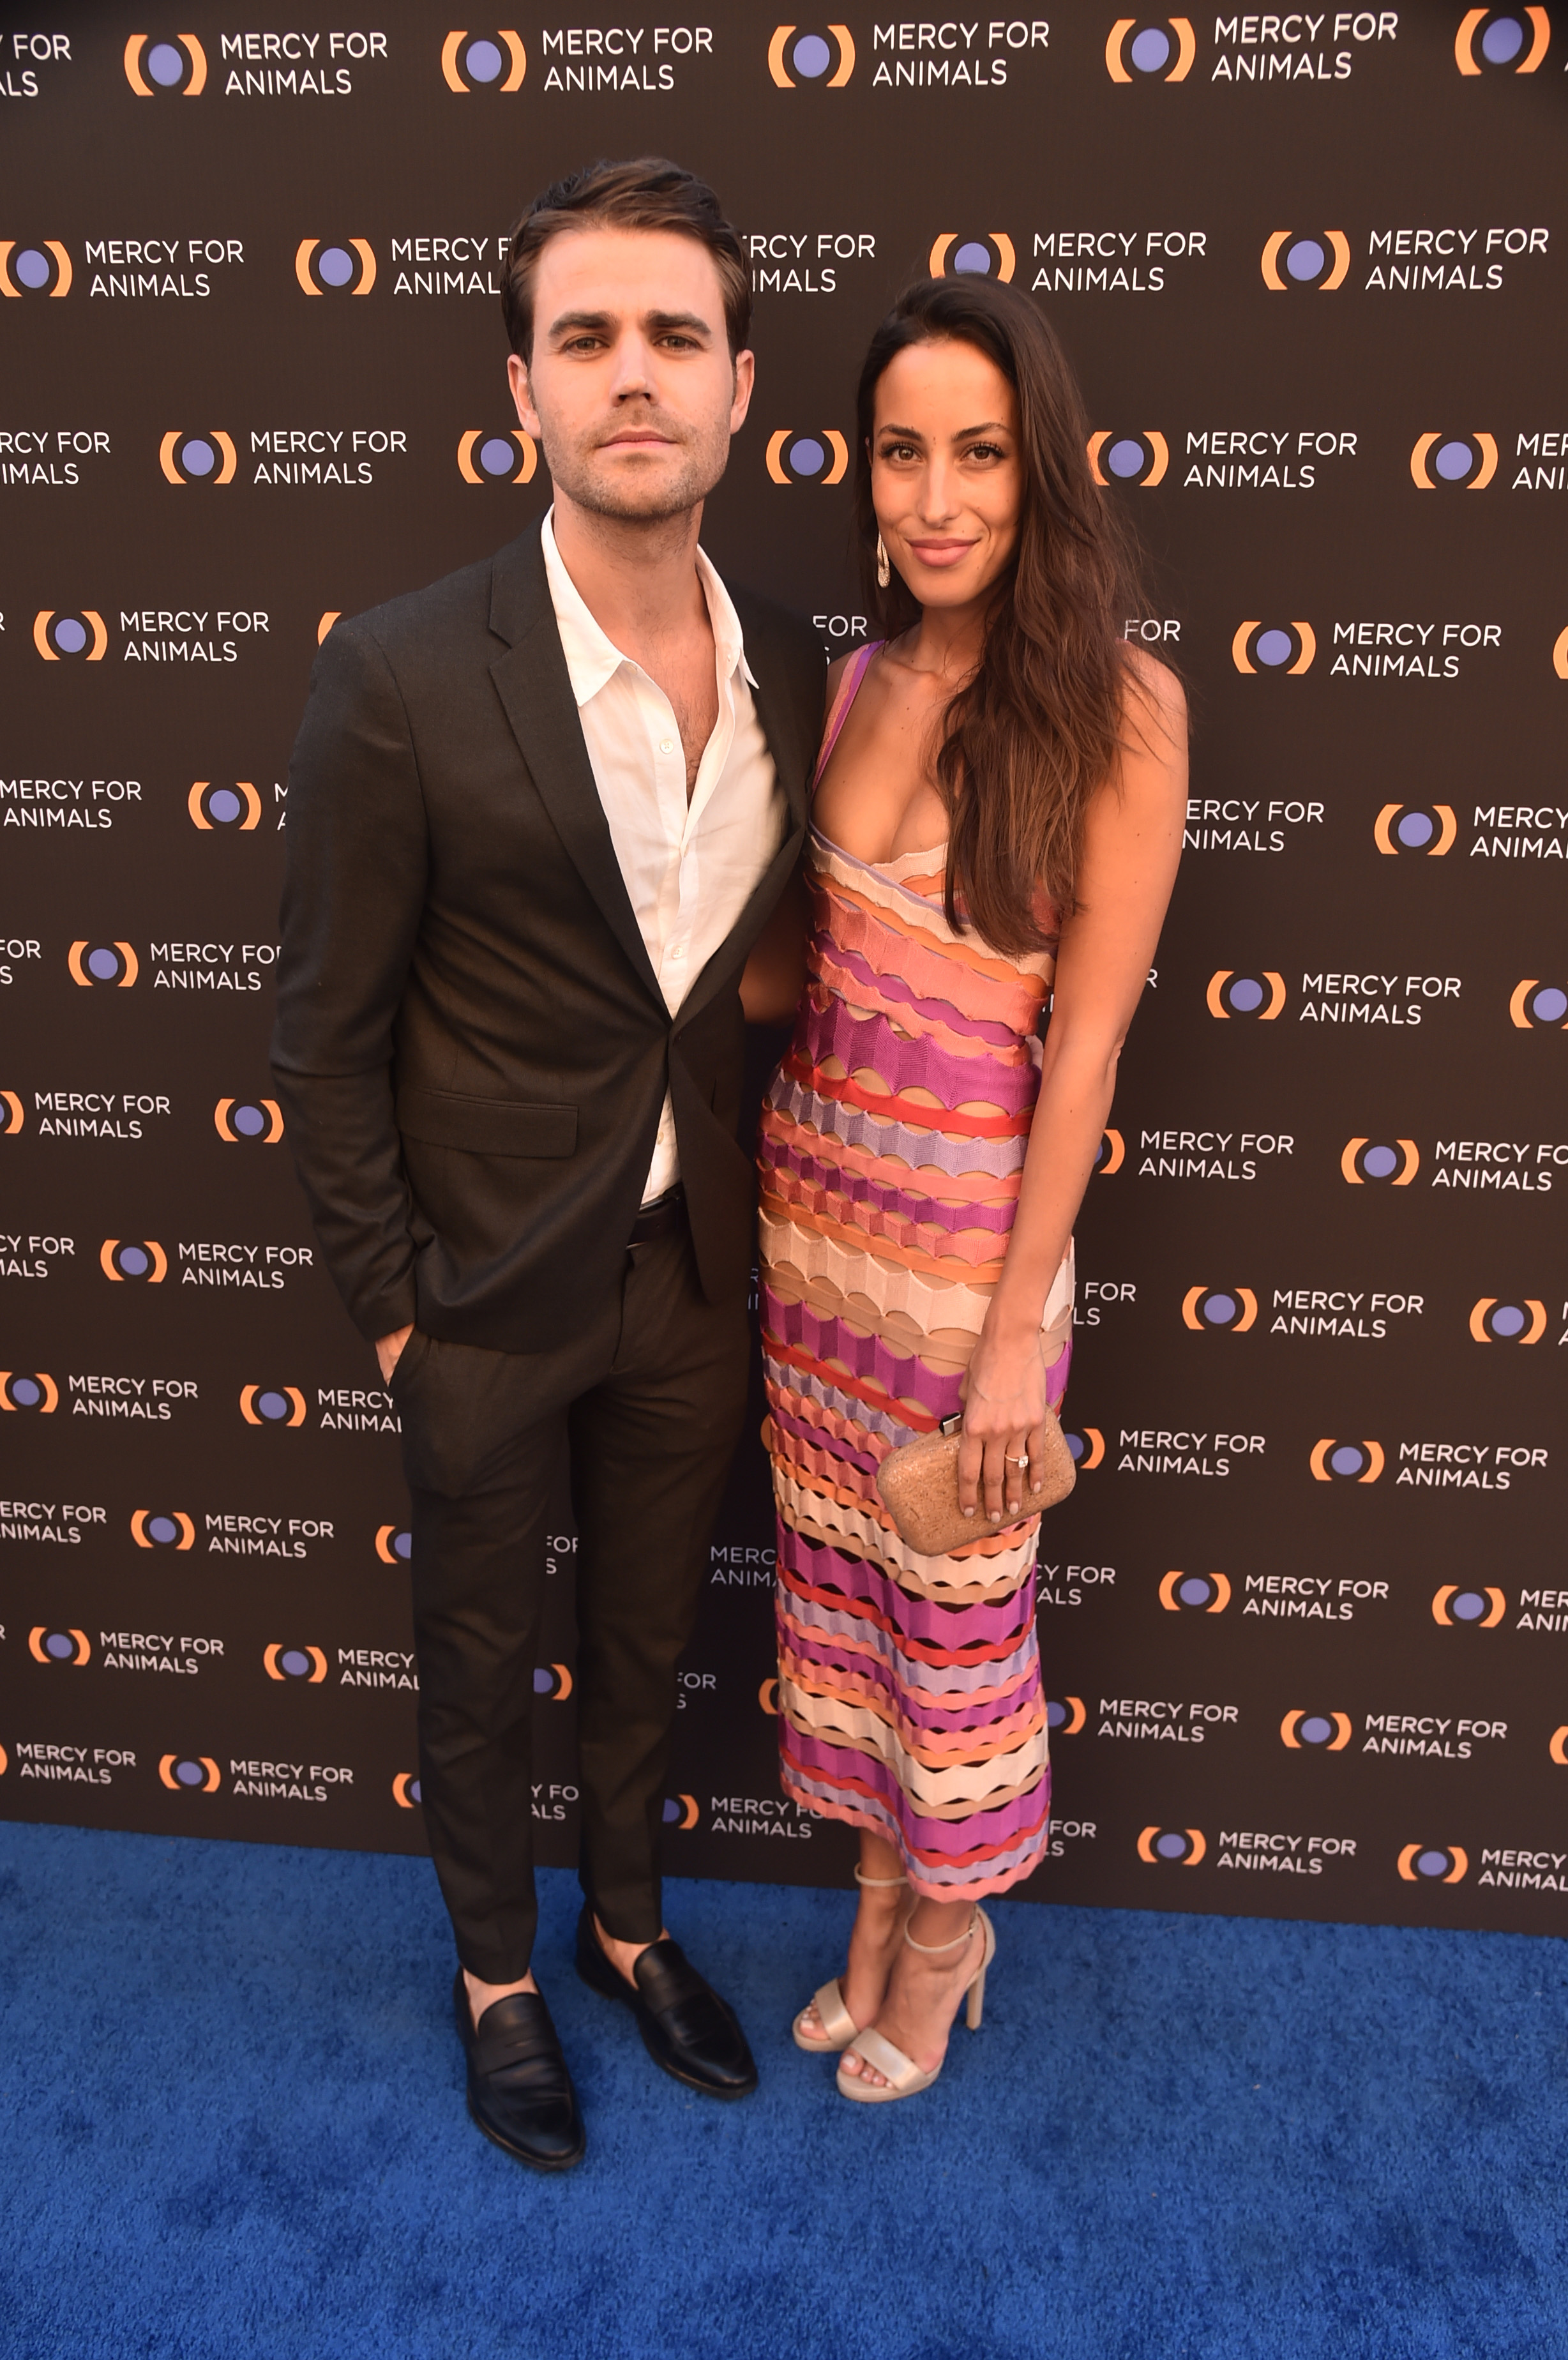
[957,1317,1052,1525]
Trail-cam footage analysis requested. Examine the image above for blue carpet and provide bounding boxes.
[0,1824,1564,2359]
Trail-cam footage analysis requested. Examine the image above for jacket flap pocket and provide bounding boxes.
[396,1087,577,1158]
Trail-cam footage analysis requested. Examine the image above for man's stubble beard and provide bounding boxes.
[541,414,732,527]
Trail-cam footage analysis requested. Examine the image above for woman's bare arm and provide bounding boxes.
[958,656,1188,1522]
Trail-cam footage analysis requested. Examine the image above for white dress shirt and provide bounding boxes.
[541,508,785,1204]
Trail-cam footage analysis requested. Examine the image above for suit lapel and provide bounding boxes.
[488,527,664,1006]
[487,529,816,1032]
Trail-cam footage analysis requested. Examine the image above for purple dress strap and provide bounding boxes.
[813,640,883,790]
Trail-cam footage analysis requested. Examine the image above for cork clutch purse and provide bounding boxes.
[875,1407,1076,1559]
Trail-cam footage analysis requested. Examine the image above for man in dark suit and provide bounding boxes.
[272,159,822,2172]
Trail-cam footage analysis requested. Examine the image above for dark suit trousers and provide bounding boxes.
[391,1226,748,1983]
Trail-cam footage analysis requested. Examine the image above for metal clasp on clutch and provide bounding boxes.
[940,1414,963,1436]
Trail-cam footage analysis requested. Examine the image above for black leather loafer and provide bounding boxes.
[453,1971,586,2172]
[574,1904,758,2100]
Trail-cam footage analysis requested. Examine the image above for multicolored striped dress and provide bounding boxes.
[759,642,1074,1901]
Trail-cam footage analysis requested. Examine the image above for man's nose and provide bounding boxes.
[608,333,659,398]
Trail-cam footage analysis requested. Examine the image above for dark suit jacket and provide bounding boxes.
[271,522,822,1354]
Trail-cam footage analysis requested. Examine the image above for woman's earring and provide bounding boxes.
[875,533,891,591]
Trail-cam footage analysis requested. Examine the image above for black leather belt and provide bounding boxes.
[628,1183,686,1248]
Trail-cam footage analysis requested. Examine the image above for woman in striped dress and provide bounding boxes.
[758,279,1186,2102]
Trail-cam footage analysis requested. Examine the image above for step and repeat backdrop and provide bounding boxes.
[2,1,1564,1935]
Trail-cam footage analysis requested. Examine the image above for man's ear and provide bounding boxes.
[508,351,542,440]
[729,348,756,435]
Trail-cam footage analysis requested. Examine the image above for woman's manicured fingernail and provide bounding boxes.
[989,1510,1001,1522]
[962,1506,974,1519]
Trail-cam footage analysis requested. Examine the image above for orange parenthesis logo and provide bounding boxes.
[441,29,526,89]
[392,1771,420,1807]
[1468,1298,1546,1343]
[1455,6,1548,70]
[1206,971,1286,1018]
[131,1509,194,1548]
[239,1385,306,1426]
[1410,432,1497,488]
[928,232,1016,283]
[1105,16,1196,76]
[670,1793,700,1829]
[124,34,208,93]
[294,238,377,295]
[214,1098,284,1142]
[456,427,538,485]
[0,1091,24,1135]
[159,429,237,485]
[159,1755,221,1792]
[1052,1695,1086,1734]
[1431,1585,1505,1628]
[1136,1827,1205,1864]
[1231,621,1316,674]
[1397,1843,1467,1882]
[1159,1570,1231,1613]
[1180,1286,1256,1331]
[188,780,262,829]
[1373,803,1457,854]
[1086,430,1168,485]
[1309,1438,1384,1481]
[1549,1727,1568,1766]
[1097,1127,1125,1174]
[68,941,137,986]
[767,24,856,85]
[0,238,72,296]
[1,1372,59,1412]
[100,1238,168,1281]
[1260,230,1349,289]
[758,1676,780,1714]
[1340,1137,1420,1183]
[1279,1709,1352,1749]
[34,610,107,660]
[29,1626,89,1664]
[1510,980,1568,1027]
[764,429,848,485]
[264,1644,328,1682]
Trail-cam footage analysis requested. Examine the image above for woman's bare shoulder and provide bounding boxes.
[1120,642,1187,734]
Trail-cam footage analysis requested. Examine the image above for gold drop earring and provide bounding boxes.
[875,533,891,591]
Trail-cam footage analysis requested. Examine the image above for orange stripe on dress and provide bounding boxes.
[783,1055,1032,1140]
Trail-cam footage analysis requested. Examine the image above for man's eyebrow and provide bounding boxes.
[545,306,716,342]
[644,309,714,338]
[546,308,614,339]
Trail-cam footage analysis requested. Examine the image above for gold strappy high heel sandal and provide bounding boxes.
[792,1866,912,2054]
[835,1905,996,2103]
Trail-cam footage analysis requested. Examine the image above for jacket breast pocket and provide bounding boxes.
[395,1087,577,1158]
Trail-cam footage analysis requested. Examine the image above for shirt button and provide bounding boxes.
[659,738,674,754]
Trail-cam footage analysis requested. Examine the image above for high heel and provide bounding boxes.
[835,1906,996,2103]
[791,1867,910,2054]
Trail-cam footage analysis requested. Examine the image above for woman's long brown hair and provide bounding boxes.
[854,276,1151,956]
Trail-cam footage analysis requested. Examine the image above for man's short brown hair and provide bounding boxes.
[501,157,751,361]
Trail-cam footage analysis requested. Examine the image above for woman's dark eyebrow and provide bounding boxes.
[875,420,1010,441]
